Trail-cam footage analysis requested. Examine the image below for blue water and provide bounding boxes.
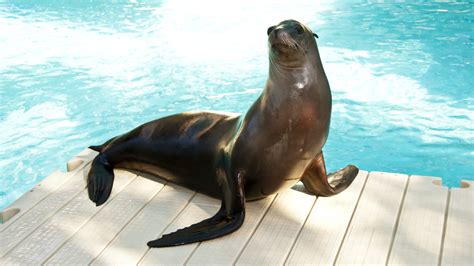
[0,0,472,210]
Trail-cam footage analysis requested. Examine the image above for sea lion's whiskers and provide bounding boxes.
[281,36,298,50]
[282,37,292,48]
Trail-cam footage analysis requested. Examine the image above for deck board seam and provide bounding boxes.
[437,189,451,266]
[333,171,370,264]
[283,195,318,265]
[232,193,279,265]
[0,162,91,233]
[39,173,139,265]
[89,180,168,265]
[136,192,198,265]
[385,174,410,265]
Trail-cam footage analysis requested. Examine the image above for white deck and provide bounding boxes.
[0,148,472,265]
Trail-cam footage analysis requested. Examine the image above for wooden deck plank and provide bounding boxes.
[0,167,90,257]
[139,194,220,265]
[44,173,162,265]
[0,169,136,265]
[235,189,316,265]
[335,172,408,265]
[285,170,368,265]
[388,175,448,265]
[441,180,473,265]
[91,183,195,265]
[187,195,275,265]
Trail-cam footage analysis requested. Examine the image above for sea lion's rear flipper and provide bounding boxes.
[300,152,358,197]
[87,154,115,206]
[147,171,246,248]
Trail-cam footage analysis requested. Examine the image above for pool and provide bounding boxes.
[0,0,472,210]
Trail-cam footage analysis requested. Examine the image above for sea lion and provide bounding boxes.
[87,19,359,248]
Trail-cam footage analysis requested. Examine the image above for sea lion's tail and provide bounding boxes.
[89,136,117,153]
[87,154,114,206]
[89,145,103,152]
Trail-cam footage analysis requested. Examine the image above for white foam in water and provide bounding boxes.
[0,0,331,76]
[154,0,330,62]
[322,47,474,144]
[0,17,150,82]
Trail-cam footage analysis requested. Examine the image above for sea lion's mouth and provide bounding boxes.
[271,41,300,51]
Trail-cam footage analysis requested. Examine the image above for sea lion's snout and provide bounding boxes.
[268,24,298,47]
[268,20,317,68]
[267,19,315,54]
[268,28,299,52]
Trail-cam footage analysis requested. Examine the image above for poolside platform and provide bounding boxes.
[0,149,472,265]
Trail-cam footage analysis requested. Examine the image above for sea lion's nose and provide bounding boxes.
[271,25,286,36]
[274,28,292,40]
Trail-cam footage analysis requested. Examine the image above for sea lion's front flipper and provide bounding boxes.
[300,152,358,197]
[147,171,246,248]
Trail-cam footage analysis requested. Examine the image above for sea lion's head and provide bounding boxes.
[267,19,319,68]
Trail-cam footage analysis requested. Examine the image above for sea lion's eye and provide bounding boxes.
[295,25,304,34]
[267,26,276,36]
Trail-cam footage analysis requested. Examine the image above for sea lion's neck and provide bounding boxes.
[268,63,313,89]
[263,56,329,106]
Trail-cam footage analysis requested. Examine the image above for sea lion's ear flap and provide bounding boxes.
[313,33,319,38]
[267,26,276,36]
